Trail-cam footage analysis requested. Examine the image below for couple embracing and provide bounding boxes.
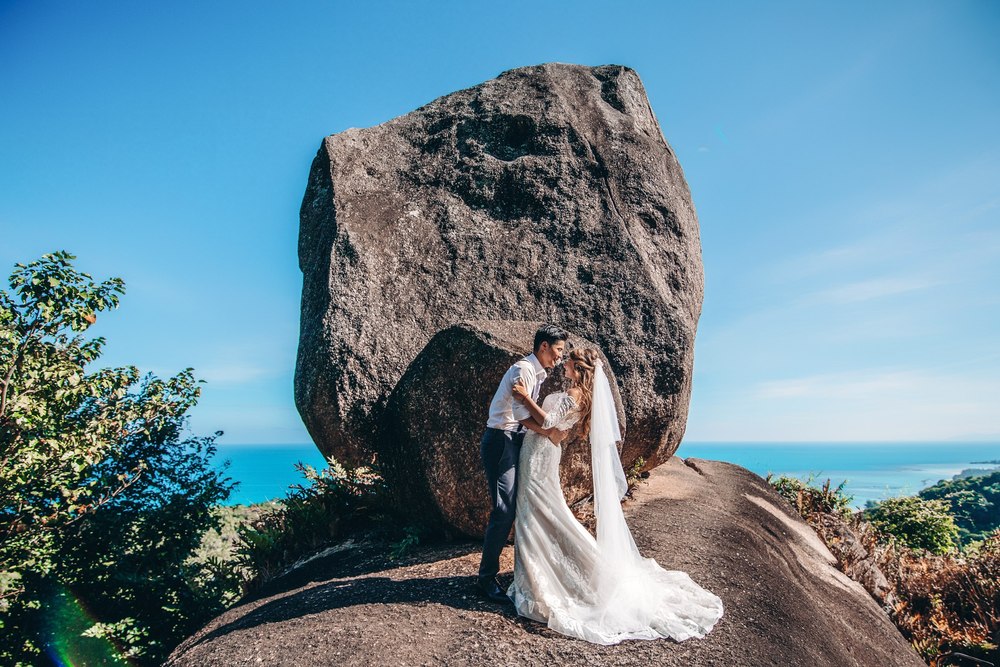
[476,324,724,646]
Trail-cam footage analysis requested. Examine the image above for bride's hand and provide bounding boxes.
[512,379,529,402]
[547,428,567,446]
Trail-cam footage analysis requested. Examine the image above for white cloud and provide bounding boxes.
[691,366,1000,441]
[754,370,919,399]
[808,276,941,304]
[761,237,895,284]
[753,365,1000,401]
[142,338,289,385]
[187,402,311,445]
[762,154,1000,291]
[196,363,279,384]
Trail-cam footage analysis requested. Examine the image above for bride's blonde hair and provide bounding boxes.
[568,347,600,440]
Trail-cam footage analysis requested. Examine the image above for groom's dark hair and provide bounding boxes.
[533,324,569,352]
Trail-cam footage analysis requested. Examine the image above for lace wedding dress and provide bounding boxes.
[507,388,724,645]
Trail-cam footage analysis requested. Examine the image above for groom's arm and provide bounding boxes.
[510,366,534,424]
[511,372,569,444]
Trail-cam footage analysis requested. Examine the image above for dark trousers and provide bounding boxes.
[477,427,524,582]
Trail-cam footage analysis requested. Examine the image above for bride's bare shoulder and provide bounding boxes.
[567,387,582,401]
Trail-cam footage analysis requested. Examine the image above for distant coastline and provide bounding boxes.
[212,441,999,510]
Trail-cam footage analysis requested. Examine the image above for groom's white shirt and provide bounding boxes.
[486,353,547,432]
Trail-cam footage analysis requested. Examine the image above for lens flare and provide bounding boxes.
[41,582,132,666]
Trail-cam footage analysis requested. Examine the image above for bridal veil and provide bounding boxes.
[553,360,725,644]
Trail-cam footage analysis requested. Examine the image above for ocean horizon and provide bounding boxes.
[210,440,1000,510]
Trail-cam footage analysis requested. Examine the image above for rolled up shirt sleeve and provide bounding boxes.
[510,365,534,423]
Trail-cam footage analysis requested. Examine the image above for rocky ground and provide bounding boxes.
[166,457,925,666]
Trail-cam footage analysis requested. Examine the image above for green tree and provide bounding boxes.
[0,251,237,665]
[863,495,960,555]
[919,471,1000,547]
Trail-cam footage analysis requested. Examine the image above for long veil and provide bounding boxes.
[577,360,724,644]
[589,360,639,562]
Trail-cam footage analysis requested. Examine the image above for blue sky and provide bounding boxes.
[2,1,998,444]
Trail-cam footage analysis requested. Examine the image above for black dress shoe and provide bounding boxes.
[477,577,510,604]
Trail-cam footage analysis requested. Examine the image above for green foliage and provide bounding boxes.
[187,501,284,583]
[388,526,421,560]
[234,458,390,590]
[1,251,129,600]
[766,472,855,519]
[918,470,1000,547]
[0,251,237,665]
[625,456,647,488]
[863,495,960,555]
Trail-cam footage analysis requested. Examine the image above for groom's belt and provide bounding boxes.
[485,426,527,436]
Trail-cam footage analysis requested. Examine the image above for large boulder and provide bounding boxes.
[296,62,704,473]
[378,320,625,537]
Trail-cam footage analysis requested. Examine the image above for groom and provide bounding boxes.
[476,324,569,603]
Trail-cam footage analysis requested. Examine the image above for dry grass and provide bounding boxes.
[883,529,1000,666]
[769,474,999,666]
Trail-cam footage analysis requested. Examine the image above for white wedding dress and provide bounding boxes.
[507,386,724,645]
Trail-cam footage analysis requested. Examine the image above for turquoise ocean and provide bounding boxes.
[212,441,1000,510]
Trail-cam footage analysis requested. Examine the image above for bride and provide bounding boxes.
[507,347,724,645]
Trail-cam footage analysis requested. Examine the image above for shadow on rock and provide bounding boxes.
[195,572,516,649]
[240,540,483,606]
